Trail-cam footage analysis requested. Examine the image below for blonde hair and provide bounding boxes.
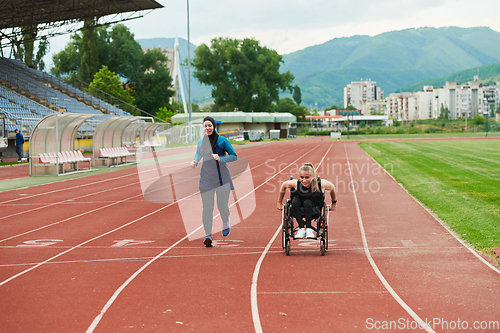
[299,162,319,192]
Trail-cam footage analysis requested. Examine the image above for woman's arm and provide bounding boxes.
[191,140,203,167]
[322,179,337,210]
[219,137,237,163]
[277,180,297,209]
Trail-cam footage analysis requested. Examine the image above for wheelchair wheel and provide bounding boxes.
[285,239,290,255]
[320,241,325,256]
[325,206,329,250]
[281,204,286,250]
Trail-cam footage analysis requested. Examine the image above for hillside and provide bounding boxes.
[395,62,500,92]
[136,37,212,104]
[282,27,500,108]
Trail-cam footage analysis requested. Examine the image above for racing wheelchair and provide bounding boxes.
[281,176,330,256]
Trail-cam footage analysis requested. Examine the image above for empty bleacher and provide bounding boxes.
[0,57,133,118]
[0,57,138,137]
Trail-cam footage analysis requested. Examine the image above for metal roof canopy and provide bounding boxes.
[93,116,139,165]
[0,0,163,30]
[29,112,93,176]
[171,112,297,124]
[140,123,163,142]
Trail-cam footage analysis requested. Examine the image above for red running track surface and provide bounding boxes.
[0,138,499,332]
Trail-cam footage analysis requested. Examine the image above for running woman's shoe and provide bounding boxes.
[222,219,230,237]
[203,235,213,247]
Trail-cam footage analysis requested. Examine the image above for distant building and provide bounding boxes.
[386,78,500,120]
[386,92,414,121]
[344,79,384,110]
[361,100,387,116]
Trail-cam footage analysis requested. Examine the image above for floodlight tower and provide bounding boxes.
[172,37,188,114]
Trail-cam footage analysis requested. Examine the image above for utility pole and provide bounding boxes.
[187,0,192,143]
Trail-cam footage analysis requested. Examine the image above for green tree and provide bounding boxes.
[51,24,174,116]
[134,49,175,115]
[51,23,142,85]
[276,98,296,113]
[193,37,294,112]
[438,104,450,119]
[157,107,177,123]
[51,34,81,78]
[12,26,49,70]
[472,114,485,125]
[275,97,308,120]
[290,106,308,120]
[108,25,143,85]
[292,85,302,105]
[79,19,103,83]
[87,65,135,104]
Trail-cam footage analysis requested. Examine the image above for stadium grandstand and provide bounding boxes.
[0,0,164,159]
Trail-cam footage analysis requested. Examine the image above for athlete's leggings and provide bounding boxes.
[201,188,231,235]
[291,196,316,229]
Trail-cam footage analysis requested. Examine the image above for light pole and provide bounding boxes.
[187,0,192,143]
[485,98,489,137]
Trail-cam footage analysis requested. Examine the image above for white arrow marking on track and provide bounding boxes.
[112,240,155,247]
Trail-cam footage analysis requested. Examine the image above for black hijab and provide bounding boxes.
[203,116,219,152]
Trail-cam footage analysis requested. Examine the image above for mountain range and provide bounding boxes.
[139,27,500,109]
[396,62,500,93]
[282,26,500,108]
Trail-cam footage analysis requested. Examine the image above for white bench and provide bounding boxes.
[96,147,135,166]
[33,150,92,174]
[144,140,161,147]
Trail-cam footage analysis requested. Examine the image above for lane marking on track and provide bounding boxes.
[112,240,155,247]
[344,142,435,333]
[369,155,500,276]
[85,142,324,333]
[0,142,297,282]
[1,244,440,252]
[0,191,201,287]
[257,291,389,295]
[251,142,333,333]
[0,142,295,242]
[0,142,275,205]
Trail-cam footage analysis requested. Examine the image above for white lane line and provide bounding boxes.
[0,159,189,206]
[85,225,204,333]
[0,157,207,222]
[85,142,322,333]
[369,153,500,275]
[0,142,272,205]
[0,191,199,287]
[251,225,281,333]
[344,142,435,333]
[0,172,177,243]
[251,142,331,333]
[0,144,293,271]
[258,291,389,295]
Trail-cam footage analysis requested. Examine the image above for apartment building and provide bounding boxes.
[386,92,415,121]
[361,100,387,115]
[344,77,499,120]
[344,79,384,110]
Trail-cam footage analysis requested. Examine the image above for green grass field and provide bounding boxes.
[339,132,500,141]
[359,139,500,252]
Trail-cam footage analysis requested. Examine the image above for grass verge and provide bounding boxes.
[359,139,500,256]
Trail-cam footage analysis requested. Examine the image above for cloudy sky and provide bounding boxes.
[45,0,500,67]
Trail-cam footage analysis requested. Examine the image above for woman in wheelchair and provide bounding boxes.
[277,163,337,239]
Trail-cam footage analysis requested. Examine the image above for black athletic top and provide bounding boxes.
[291,180,323,205]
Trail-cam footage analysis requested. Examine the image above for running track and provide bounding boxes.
[0,138,499,332]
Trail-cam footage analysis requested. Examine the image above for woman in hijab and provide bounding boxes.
[191,116,237,247]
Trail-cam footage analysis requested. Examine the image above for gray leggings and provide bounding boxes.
[200,188,231,235]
